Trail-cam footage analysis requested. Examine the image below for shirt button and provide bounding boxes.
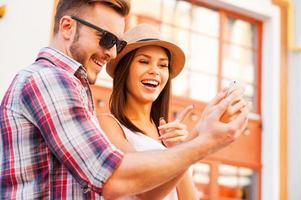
[82,185,90,193]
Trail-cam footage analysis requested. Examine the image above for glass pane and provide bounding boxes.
[172,69,189,97]
[96,65,113,88]
[161,24,190,55]
[222,44,256,83]
[162,0,191,28]
[218,164,258,200]
[131,0,162,20]
[190,33,219,75]
[224,16,257,49]
[191,5,219,37]
[192,163,210,200]
[189,73,217,102]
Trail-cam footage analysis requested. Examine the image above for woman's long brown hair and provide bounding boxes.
[109,48,172,134]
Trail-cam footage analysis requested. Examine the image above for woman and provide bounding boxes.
[99,24,246,199]
[98,24,196,199]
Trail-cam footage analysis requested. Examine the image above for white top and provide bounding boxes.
[104,114,178,200]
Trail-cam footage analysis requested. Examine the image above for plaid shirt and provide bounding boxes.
[0,47,123,199]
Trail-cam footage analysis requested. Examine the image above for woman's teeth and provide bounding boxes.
[141,80,159,87]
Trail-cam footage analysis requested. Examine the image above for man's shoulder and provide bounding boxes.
[21,62,75,83]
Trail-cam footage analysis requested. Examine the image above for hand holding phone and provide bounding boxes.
[221,80,245,123]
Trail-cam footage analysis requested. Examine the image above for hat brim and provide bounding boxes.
[106,40,185,79]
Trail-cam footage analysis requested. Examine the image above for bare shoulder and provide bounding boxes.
[98,113,135,152]
[98,113,124,138]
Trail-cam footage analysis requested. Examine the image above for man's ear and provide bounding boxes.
[59,16,76,40]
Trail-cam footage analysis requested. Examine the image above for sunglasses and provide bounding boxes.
[71,16,127,54]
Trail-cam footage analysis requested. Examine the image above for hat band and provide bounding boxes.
[137,38,160,42]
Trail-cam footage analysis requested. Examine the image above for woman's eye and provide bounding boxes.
[139,60,149,64]
[160,64,169,68]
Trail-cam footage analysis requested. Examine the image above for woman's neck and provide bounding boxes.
[124,96,160,139]
[125,98,152,124]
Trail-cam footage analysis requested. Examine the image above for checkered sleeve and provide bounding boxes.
[20,68,123,193]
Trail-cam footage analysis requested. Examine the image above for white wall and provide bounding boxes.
[288,1,301,200]
[0,1,281,199]
[288,52,301,200]
[203,1,281,200]
[0,0,54,100]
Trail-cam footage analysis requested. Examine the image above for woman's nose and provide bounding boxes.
[148,64,160,75]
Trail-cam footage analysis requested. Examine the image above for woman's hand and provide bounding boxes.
[158,105,194,148]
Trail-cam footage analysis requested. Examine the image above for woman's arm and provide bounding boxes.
[176,171,198,200]
[98,114,189,200]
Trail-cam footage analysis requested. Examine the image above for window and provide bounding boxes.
[192,162,210,199]
[97,0,262,113]
[218,164,258,200]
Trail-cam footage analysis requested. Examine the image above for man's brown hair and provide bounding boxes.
[53,0,130,34]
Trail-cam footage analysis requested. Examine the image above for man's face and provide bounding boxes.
[69,3,125,84]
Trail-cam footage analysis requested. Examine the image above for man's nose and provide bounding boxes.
[105,45,117,60]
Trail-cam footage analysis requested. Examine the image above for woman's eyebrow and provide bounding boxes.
[136,54,168,61]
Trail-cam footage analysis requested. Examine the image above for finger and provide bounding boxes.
[158,121,186,130]
[159,117,167,136]
[229,94,245,108]
[219,89,243,110]
[245,101,253,111]
[234,117,249,138]
[159,129,188,140]
[211,96,233,119]
[175,104,194,122]
[228,99,246,115]
[160,117,166,126]
[159,126,188,136]
[227,81,245,96]
[207,89,228,107]
[238,118,249,137]
[228,105,249,131]
[162,136,187,143]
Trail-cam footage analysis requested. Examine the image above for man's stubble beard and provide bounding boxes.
[70,29,85,68]
[69,28,97,84]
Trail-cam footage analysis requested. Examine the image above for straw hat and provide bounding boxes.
[106,24,185,78]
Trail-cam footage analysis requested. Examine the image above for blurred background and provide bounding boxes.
[0,0,300,199]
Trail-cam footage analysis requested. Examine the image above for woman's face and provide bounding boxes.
[126,45,170,104]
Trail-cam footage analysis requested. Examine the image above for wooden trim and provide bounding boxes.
[285,0,301,51]
[50,0,59,39]
[0,5,6,18]
[210,162,220,200]
[217,11,225,92]
[272,1,288,200]
[256,21,263,114]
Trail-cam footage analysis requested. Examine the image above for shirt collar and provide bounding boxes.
[36,47,83,75]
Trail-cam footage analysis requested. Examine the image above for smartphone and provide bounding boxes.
[221,80,241,122]
[227,80,244,96]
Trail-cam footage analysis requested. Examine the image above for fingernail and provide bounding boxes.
[159,117,164,121]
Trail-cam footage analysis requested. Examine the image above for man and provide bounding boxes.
[0,0,249,199]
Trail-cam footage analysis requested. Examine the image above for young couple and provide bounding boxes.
[0,0,250,199]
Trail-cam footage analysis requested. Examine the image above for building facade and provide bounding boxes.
[0,0,297,199]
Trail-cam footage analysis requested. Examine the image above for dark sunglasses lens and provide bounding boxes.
[99,32,127,53]
[100,33,117,49]
[117,41,127,53]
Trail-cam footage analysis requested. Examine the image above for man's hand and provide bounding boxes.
[194,87,251,153]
